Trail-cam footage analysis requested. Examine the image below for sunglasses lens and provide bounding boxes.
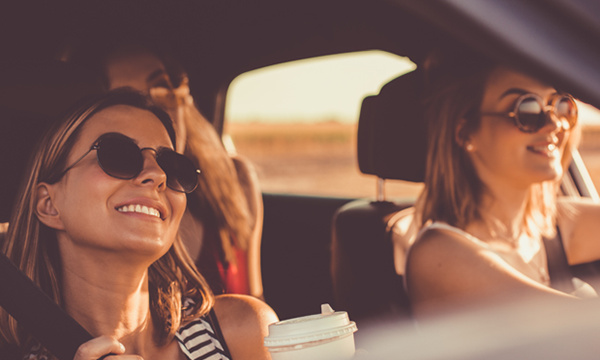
[96,135,143,179]
[157,150,199,193]
[555,96,578,126]
[516,96,545,132]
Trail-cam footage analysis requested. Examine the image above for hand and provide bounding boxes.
[72,336,142,360]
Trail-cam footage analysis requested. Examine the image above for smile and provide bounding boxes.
[526,143,558,156]
[116,204,162,219]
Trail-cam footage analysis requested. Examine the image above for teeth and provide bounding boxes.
[117,204,161,218]
[529,144,556,152]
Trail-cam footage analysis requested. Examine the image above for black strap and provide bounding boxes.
[542,227,576,293]
[0,252,93,360]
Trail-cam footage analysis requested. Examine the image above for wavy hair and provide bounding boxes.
[0,89,214,351]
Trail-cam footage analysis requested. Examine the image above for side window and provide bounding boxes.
[224,51,423,199]
[577,101,600,194]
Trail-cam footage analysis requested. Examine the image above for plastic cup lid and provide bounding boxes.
[264,304,358,348]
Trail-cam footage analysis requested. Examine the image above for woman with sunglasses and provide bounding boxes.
[78,39,265,299]
[0,89,277,359]
[397,47,600,317]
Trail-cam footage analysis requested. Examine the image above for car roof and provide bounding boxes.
[3,0,599,118]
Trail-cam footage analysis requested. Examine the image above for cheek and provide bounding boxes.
[169,192,187,222]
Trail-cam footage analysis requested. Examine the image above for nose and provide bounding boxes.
[135,149,168,191]
[541,110,570,133]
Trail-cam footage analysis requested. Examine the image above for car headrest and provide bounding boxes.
[357,69,426,182]
[0,61,105,223]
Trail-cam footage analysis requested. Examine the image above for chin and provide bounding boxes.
[531,167,563,184]
[117,234,174,259]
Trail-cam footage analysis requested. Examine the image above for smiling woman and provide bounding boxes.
[0,89,277,360]
[395,47,600,318]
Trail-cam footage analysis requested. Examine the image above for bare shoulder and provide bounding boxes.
[214,294,279,360]
[407,224,575,316]
[405,225,511,312]
[408,224,476,261]
[406,225,476,288]
[214,294,278,325]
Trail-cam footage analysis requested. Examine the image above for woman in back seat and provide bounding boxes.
[402,47,600,317]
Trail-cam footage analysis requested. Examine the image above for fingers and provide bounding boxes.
[73,336,141,360]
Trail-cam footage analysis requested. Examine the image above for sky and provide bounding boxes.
[225,50,416,123]
[225,50,600,125]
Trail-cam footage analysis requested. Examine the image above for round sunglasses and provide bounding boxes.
[57,133,200,193]
[480,93,578,133]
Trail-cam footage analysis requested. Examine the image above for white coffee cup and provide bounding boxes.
[264,304,358,360]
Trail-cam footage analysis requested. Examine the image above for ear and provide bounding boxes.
[455,118,474,151]
[35,183,65,230]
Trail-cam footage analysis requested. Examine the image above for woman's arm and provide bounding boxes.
[406,227,576,318]
[214,294,279,360]
[558,197,600,265]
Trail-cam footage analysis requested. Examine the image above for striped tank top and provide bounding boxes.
[176,309,232,360]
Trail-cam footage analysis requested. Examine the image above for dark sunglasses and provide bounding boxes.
[57,133,200,193]
[480,93,578,133]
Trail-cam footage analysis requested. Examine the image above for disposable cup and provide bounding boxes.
[264,304,358,360]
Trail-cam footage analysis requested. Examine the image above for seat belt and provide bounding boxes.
[542,227,576,293]
[0,252,93,360]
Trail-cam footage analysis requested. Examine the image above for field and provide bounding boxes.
[227,121,600,199]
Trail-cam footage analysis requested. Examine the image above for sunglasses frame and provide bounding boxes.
[56,133,200,193]
[480,93,578,133]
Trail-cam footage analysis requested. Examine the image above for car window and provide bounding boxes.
[225,51,600,199]
[224,50,423,199]
[576,101,600,193]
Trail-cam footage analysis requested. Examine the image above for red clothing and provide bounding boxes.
[216,248,250,295]
[196,232,250,295]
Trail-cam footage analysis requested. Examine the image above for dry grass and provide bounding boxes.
[227,122,600,198]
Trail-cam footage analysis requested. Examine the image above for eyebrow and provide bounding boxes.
[146,68,169,85]
[499,88,527,100]
[99,132,174,151]
[499,88,560,101]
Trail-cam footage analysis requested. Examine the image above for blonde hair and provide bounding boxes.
[0,89,214,352]
[154,77,253,266]
[414,49,578,239]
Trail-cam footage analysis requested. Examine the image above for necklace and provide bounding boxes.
[473,224,551,286]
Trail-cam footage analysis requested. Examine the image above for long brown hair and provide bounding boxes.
[0,89,214,351]
[414,48,577,238]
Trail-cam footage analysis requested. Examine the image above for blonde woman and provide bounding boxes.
[0,89,276,359]
[396,49,600,317]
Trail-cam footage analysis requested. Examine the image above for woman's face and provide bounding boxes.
[105,50,187,152]
[465,67,573,190]
[50,105,187,261]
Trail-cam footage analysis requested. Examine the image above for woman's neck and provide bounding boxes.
[470,184,531,241]
[59,249,164,356]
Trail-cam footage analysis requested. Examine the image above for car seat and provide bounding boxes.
[331,69,426,325]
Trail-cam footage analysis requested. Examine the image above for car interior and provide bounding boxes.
[2,0,600,356]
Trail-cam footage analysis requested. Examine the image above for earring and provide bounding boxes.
[465,143,474,152]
